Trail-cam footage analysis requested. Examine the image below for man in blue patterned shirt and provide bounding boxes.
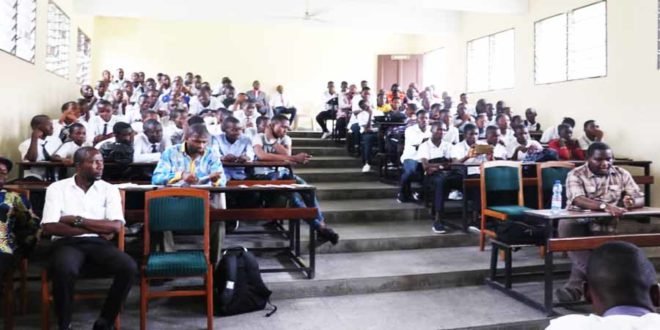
[152,124,226,187]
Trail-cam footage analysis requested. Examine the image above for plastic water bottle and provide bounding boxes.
[551,180,563,214]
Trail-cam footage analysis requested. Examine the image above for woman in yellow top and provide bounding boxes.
[377,93,392,113]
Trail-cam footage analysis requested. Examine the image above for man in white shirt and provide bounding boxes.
[438,110,459,145]
[460,93,476,117]
[397,110,431,203]
[133,119,172,163]
[507,125,543,161]
[417,122,456,234]
[270,85,297,124]
[52,102,82,143]
[480,126,508,160]
[108,68,125,91]
[578,120,605,150]
[349,99,383,172]
[317,81,338,139]
[188,87,221,116]
[541,117,575,143]
[495,114,515,147]
[546,242,660,330]
[234,103,258,140]
[523,108,541,132]
[18,115,63,180]
[41,147,137,330]
[52,123,91,165]
[89,100,120,146]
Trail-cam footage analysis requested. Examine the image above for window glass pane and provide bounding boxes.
[535,14,568,84]
[77,29,91,85]
[490,29,515,90]
[0,0,36,63]
[568,1,607,79]
[467,36,490,92]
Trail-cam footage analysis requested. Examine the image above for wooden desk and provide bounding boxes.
[16,161,295,182]
[487,207,660,316]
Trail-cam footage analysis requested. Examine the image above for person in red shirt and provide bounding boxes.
[548,124,585,160]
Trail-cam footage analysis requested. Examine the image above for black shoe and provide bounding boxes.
[93,318,113,330]
[555,287,583,303]
[317,227,339,246]
[432,221,447,234]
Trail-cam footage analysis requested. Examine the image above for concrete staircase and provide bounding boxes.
[225,131,554,329]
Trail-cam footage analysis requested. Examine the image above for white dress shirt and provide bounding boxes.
[540,125,560,143]
[88,115,120,141]
[270,92,292,109]
[506,139,543,160]
[41,176,125,238]
[545,313,660,330]
[415,139,453,162]
[578,134,602,150]
[451,140,479,162]
[348,109,383,133]
[442,125,460,145]
[323,91,338,111]
[400,125,431,162]
[18,135,63,180]
[476,141,508,160]
[54,141,92,159]
[133,133,172,163]
[189,96,222,116]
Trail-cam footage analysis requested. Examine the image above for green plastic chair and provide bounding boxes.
[537,161,575,209]
[141,188,213,330]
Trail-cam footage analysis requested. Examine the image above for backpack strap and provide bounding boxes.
[219,250,240,306]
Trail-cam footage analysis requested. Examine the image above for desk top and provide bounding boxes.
[18,160,294,168]
[524,207,660,220]
[5,183,315,193]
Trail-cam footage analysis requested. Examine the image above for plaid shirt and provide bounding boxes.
[152,143,226,186]
[566,164,643,233]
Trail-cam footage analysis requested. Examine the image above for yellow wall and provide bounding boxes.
[0,0,92,174]
[90,17,441,126]
[432,0,660,204]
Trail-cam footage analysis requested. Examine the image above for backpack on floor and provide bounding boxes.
[215,246,277,317]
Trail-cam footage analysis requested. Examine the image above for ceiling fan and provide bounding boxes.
[271,0,328,24]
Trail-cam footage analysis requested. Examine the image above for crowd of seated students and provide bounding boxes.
[321,80,611,233]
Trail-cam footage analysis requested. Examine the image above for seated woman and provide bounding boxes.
[0,157,40,282]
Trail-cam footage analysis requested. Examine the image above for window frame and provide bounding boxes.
[534,0,608,85]
[45,0,70,79]
[0,0,37,64]
[465,27,516,93]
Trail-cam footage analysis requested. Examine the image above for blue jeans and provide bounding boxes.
[430,171,462,216]
[399,159,421,198]
[262,171,324,229]
[274,106,297,123]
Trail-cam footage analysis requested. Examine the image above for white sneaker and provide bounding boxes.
[448,190,463,200]
[321,132,330,139]
[361,164,371,173]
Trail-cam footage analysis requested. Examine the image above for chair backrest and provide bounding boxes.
[536,161,575,209]
[480,161,524,208]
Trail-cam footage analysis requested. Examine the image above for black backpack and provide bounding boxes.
[215,247,277,317]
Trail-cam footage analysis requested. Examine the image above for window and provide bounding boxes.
[46,1,70,78]
[466,29,515,93]
[0,0,37,63]
[535,1,607,84]
[77,29,91,85]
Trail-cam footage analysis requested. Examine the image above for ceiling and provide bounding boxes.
[73,0,528,35]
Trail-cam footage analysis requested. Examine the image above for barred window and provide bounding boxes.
[466,29,515,92]
[46,1,70,78]
[0,0,37,63]
[76,29,91,85]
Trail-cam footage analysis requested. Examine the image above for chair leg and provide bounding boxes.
[41,271,49,330]
[489,244,499,281]
[505,247,513,289]
[140,276,148,330]
[479,214,486,251]
[20,258,28,314]
[206,269,214,330]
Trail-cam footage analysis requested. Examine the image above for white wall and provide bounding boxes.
[435,0,660,204]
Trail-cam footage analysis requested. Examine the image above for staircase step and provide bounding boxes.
[292,137,338,148]
[261,246,573,300]
[289,131,322,138]
[321,198,428,223]
[305,156,363,168]
[293,146,346,157]
[315,181,398,200]
[295,168,376,183]
[226,220,479,254]
[218,286,549,330]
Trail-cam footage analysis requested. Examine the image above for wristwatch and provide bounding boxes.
[73,216,84,227]
[598,203,607,211]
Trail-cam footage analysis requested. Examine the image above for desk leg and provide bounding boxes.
[544,219,554,316]
[294,220,301,257]
[308,225,316,279]
[288,219,295,255]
